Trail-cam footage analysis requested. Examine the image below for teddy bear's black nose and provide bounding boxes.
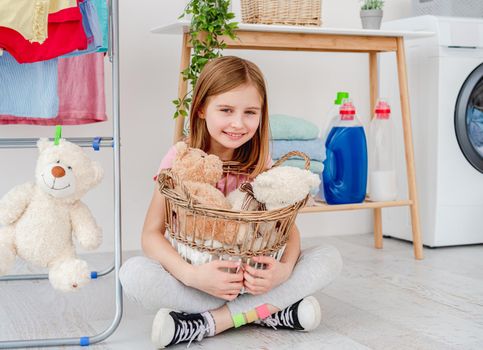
[51,166,66,178]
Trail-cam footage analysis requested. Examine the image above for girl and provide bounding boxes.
[120,56,343,348]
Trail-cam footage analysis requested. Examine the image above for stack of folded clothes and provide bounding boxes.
[270,114,326,175]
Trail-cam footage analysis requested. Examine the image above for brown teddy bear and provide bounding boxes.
[169,142,237,245]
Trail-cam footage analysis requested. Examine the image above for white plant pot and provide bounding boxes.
[360,9,383,30]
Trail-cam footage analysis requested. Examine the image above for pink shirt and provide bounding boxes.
[155,145,272,195]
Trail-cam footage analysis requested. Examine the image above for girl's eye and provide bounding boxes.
[246,110,257,115]
[221,108,232,113]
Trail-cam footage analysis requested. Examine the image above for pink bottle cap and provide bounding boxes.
[375,100,391,119]
[340,101,356,120]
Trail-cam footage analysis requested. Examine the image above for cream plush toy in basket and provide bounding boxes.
[157,144,320,274]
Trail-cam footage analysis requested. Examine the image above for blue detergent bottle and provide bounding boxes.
[316,91,350,202]
[323,99,368,204]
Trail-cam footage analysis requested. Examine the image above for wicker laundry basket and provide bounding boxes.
[157,151,310,274]
[241,0,322,26]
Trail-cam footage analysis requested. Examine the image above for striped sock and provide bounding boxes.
[232,313,247,328]
[255,304,271,320]
[201,311,216,337]
[245,309,259,323]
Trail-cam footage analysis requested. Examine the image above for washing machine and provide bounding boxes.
[380,16,483,247]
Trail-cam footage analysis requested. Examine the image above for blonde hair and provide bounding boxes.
[188,56,270,178]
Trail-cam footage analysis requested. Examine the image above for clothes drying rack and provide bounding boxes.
[0,0,123,348]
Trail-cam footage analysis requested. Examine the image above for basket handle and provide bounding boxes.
[272,151,310,170]
[157,169,196,208]
[239,182,266,211]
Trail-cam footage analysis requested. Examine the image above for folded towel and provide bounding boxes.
[275,159,324,174]
[270,114,319,140]
[271,138,326,162]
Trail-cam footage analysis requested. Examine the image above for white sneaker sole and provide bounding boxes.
[298,296,322,332]
[151,308,175,349]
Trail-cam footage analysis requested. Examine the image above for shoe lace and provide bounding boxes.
[262,306,294,330]
[173,317,212,348]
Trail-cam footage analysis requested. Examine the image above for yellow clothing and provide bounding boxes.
[49,0,77,14]
[0,0,77,44]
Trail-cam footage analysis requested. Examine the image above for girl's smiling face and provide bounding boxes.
[200,83,262,160]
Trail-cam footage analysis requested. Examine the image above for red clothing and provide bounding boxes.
[0,6,86,63]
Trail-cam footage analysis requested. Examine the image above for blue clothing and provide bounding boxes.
[271,138,326,162]
[93,0,108,53]
[273,159,324,174]
[61,0,104,58]
[0,51,58,118]
[468,107,483,148]
[270,114,319,140]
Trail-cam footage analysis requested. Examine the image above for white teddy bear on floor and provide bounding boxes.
[0,138,103,292]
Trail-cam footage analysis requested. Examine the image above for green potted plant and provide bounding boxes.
[173,0,238,121]
[360,0,384,30]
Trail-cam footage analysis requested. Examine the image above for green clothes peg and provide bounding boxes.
[54,125,62,145]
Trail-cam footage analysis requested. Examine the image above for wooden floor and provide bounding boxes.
[1,234,483,350]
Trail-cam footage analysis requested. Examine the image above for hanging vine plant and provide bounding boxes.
[173,0,238,119]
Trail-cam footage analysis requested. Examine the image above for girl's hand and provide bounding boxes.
[243,256,292,295]
[188,260,244,301]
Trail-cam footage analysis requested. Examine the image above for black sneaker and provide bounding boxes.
[151,309,212,348]
[256,296,321,332]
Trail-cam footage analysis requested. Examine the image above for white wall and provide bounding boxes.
[0,0,413,253]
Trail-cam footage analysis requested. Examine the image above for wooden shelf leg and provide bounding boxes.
[174,33,191,143]
[369,52,383,249]
[369,52,378,113]
[395,37,424,260]
[374,208,383,248]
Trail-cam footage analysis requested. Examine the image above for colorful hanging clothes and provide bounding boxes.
[0,0,49,44]
[0,51,59,118]
[0,1,79,44]
[92,0,108,52]
[57,52,107,124]
[61,0,103,58]
[0,4,87,63]
[0,52,106,125]
[49,0,78,14]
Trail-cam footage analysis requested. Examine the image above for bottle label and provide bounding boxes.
[376,114,390,120]
[375,101,391,120]
[340,100,356,121]
[341,115,354,121]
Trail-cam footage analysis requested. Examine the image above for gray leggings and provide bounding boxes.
[119,244,342,316]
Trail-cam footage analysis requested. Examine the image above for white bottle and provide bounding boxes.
[368,99,397,201]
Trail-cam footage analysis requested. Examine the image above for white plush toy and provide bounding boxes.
[228,166,320,248]
[0,138,103,292]
[252,166,320,210]
[229,166,320,211]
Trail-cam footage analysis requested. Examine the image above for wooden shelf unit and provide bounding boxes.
[301,200,413,213]
[152,21,434,260]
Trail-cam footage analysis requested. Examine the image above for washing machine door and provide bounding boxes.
[455,63,483,173]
